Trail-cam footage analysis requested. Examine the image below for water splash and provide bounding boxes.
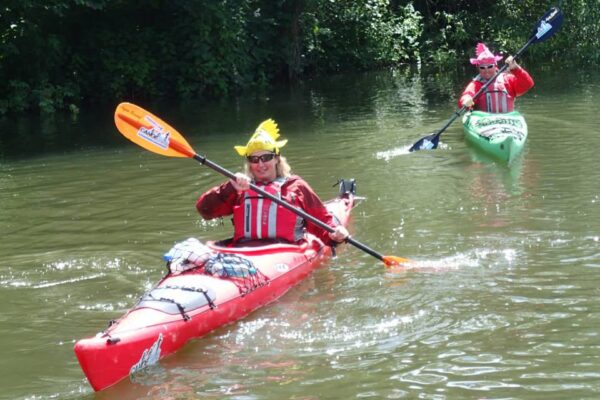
[376,142,450,161]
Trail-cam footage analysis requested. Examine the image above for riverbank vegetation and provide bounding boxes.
[0,0,596,115]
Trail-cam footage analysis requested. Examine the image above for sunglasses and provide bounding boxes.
[479,64,495,70]
[247,153,276,163]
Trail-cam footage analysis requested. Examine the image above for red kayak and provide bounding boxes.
[74,182,355,391]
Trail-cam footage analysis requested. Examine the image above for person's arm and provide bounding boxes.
[459,81,478,108]
[504,55,534,96]
[290,178,347,245]
[507,67,534,97]
[195,180,239,219]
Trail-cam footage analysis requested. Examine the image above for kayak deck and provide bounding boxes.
[462,110,528,163]
[74,189,354,392]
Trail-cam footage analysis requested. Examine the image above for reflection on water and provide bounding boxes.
[0,104,119,160]
[1,66,600,399]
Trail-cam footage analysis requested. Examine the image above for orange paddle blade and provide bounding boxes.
[383,255,412,268]
[114,102,195,158]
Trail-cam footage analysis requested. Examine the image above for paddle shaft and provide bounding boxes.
[114,103,405,265]
[119,114,334,235]
[191,153,388,262]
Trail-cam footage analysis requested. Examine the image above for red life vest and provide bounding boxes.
[474,74,515,113]
[232,178,304,243]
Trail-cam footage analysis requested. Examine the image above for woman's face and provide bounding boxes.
[478,63,497,80]
[247,151,278,182]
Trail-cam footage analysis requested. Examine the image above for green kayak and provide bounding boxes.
[462,110,528,163]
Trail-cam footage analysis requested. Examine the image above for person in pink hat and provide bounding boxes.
[458,43,534,113]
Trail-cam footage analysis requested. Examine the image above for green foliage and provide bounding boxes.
[540,0,600,66]
[301,0,422,73]
[422,9,469,67]
[0,0,598,116]
[416,0,600,70]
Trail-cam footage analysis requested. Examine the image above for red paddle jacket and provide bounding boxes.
[459,67,534,113]
[196,175,339,246]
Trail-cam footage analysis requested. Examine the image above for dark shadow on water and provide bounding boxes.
[0,103,121,161]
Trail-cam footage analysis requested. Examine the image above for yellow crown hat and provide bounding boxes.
[234,119,288,156]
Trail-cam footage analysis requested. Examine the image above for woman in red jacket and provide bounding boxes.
[196,119,348,246]
[459,43,534,113]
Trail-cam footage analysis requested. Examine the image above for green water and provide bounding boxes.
[1,67,599,399]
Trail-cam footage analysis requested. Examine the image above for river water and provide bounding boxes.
[1,66,599,399]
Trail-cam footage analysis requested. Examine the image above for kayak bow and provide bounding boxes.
[75,186,354,391]
[463,110,528,163]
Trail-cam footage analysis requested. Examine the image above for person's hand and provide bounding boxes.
[462,95,474,108]
[505,56,519,70]
[329,225,349,243]
[230,172,251,191]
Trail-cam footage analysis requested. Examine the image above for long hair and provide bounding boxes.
[243,155,292,179]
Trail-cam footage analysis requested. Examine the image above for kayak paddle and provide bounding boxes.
[408,6,564,152]
[114,102,411,268]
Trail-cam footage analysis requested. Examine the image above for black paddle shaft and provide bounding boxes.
[192,154,388,262]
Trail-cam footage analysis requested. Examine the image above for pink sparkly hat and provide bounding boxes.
[469,43,503,65]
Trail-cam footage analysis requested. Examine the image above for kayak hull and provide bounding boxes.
[462,110,528,163]
[74,194,353,392]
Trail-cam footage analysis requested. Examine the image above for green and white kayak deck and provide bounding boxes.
[462,110,528,163]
